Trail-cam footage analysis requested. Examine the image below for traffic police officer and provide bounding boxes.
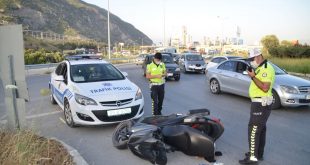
[146,52,167,115]
[239,48,275,164]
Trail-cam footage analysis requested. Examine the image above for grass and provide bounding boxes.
[0,130,73,165]
[268,57,310,74]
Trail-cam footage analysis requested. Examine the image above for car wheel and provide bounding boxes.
[174,75,180,81]
[272,90,281,110]
[64,100,76,128]
[210,79,221,94]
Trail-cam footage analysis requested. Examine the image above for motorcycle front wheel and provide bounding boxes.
[112,120,134,149]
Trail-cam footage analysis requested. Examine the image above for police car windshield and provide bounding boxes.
[70,64,125,83]
[186,55,203,61]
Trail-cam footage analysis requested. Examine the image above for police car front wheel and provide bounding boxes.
[64,101,77,128]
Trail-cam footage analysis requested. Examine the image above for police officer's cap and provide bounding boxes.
[154,52,162,60]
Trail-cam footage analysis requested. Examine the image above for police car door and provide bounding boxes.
[58,63,70,106]
[52,62,69,106]
[51,63,65,104]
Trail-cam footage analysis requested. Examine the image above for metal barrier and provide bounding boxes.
[25,58,137,70]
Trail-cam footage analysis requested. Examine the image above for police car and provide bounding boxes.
[49,55,144,127]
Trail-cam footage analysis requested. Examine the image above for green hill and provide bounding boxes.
[0,0,152,45]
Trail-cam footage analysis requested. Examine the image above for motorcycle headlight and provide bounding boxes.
[135,88,143,100]
[280,85,299,94]
[75,93,98,106]
[175,68,180,72]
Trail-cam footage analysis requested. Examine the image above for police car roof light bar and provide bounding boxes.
[65,54,102,61]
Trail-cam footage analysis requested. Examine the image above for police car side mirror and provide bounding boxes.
[122,72,128,77]
[54,75,64,82]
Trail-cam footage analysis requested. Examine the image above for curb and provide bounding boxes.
[51,138,89,165]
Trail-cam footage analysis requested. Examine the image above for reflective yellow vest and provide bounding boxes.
[249,60,275,98]
[147,61,166,83]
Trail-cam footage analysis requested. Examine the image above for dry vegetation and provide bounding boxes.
[0,130,74,165]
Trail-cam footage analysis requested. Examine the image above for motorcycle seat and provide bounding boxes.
[141,114,184,127]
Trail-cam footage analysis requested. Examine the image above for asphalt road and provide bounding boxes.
[1,64,310,165]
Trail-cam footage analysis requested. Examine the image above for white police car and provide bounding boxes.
[49,55,144,127]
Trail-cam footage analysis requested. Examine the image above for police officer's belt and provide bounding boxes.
[251,97,263,102]
[150,82,164,86]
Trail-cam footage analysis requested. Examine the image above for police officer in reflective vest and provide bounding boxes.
[239,48,275,165]
[146,52,166,115]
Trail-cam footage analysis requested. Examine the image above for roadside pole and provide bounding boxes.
[0,25,29,131]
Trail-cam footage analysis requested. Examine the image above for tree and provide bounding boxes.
[281,40,293,47]
[261,35,280,55]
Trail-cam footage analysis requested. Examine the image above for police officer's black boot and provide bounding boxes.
[239,156,258,164]
[245,152,264,161]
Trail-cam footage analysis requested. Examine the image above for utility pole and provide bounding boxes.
[163,0,166,47]
[107,0,111,59]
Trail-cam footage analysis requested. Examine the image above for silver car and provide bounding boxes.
[206,59,310,109]
[135,54,148,65]
[206,55,242,71]
[179,53,206,73]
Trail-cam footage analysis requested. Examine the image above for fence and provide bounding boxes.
[25,58,137,70]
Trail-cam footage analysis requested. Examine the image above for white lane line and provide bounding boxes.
[0,111,62,124]
[59,117,66,124]
[26,111,61,119]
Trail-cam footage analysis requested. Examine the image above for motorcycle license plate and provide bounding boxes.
[307,95,310,100]
[107,108,131,116]
[167,73,173,76]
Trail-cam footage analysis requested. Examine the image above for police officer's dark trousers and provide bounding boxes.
[151,84,165,115]
[248,102,271,159]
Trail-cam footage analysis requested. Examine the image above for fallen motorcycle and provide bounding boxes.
[112,109,224,165]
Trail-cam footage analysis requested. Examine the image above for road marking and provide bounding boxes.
[0,111,62,125]
[59,117,66,124]
[26,111,61,119]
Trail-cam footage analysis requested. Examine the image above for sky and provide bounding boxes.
[83,0,310,45]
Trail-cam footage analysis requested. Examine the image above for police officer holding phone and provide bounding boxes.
[146,52,167,115]
[239,48,275,165]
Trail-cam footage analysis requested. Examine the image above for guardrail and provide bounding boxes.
[25,58,137,70]
[25,63,60,70]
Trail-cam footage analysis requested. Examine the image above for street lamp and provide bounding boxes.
[107,0,111,59]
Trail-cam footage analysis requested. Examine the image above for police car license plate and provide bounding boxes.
[107,108,131,117]
[167,73,173,76]
[307,95,310,100]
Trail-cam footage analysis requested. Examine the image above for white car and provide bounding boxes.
[49,55,144,127]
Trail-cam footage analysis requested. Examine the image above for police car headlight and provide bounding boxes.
[135,88,143,100]
[75,93,98,106]
[280,85,299,94]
